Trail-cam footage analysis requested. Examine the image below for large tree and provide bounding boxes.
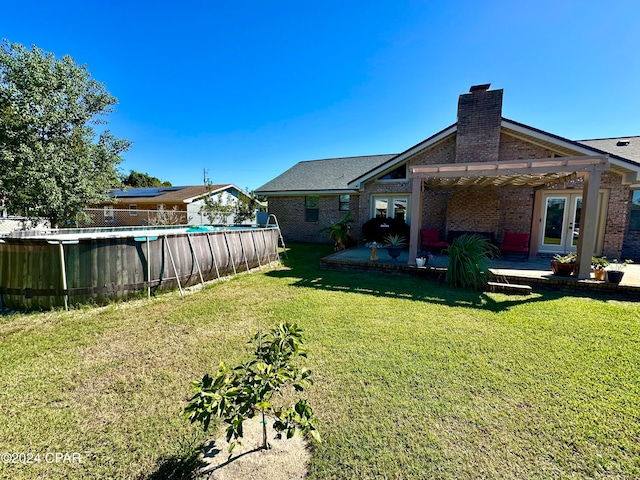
[0,40,130,226]
[121,170,171,188]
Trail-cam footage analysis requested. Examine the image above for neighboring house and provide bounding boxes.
[94,184,258,226]
[256,85,640,277]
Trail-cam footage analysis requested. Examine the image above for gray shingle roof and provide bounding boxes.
[577,136,640,164]
[255,154,396,193]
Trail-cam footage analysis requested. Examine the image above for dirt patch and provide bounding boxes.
[200,417,310,480]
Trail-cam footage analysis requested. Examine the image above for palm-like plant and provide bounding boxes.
[319,212,355,250]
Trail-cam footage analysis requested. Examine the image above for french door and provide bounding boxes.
[539,191,606,254]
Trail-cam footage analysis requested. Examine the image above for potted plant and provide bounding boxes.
[416,252,434,267]
[383,234,407,261]
[551,252,577,277]
[606,258,634,284]
[591,256,609,281]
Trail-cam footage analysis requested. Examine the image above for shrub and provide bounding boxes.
[445,234,498,290]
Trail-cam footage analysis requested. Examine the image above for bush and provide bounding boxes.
[362,217,410,243]
[445,234,498,290]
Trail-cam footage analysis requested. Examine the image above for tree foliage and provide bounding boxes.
[199,185,259,224]
[121,170,171,188]
[184,322,320,452]
[0,40,130,226]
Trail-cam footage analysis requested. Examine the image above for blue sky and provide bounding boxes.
[2,1,640,190]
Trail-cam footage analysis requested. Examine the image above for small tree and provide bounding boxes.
[184,322,320,452]
[200,192,235,224]
[233,189,258,224]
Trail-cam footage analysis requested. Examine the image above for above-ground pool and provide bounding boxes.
[0,225,281,310]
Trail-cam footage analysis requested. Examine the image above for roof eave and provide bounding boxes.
[255,189,359,196]
[347,124,457,189]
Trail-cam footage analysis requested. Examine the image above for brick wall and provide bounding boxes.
[447,190,501,233]
[267,195,358,244]
[600,172,632,258]
[456,89,503,163]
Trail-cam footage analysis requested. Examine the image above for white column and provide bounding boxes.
[576,170,602,279]
[408,177,422,264]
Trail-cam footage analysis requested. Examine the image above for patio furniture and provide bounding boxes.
[420,228,449,253]
[499,232,530,259]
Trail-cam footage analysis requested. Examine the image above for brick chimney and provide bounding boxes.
[455,84,503,163]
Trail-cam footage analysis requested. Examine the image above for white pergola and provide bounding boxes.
[408,155,610,279]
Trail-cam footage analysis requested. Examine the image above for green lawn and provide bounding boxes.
[1,243,639,479]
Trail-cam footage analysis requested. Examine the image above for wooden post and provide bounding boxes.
[576,170,602,279]
[408,177,423,265]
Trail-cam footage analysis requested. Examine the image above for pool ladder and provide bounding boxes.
[266,214,288,259]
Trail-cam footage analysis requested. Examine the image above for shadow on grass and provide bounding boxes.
[142,449,203,480]
[199,441,262,476]
[269,243,607,312]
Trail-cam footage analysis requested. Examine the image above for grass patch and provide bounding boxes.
[0,243,639,478]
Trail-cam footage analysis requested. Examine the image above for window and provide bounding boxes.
[372,196,410,222]
[379,164,407,181]
[374,198,388,218]
[104,205,114,222]
[339,195,350,211]
[129,204,138,216]
[630,191,640,231]
[305,196,319,222]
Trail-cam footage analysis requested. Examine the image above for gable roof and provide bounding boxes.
[255,154,396,195]
[346,119,640,188]
[108,184,231,204]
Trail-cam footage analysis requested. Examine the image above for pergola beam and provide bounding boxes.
[410,155,609,179]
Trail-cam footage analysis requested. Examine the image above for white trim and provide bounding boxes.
[347,125,457,189]
[260,190,360,196]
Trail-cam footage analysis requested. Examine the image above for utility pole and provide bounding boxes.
[203,168,208,185]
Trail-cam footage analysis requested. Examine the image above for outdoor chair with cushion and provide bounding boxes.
[499,232,530,259]
[420,228,449,253]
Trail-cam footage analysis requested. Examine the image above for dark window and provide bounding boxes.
[630,191,640,231]
[379,164,406,180]
[305,196,319,222]
[339,195,350,211]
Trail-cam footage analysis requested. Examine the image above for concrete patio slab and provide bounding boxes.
[320,247,640,298]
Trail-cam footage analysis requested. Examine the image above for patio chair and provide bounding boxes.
[499,232,530,259]
[420,228,449,253]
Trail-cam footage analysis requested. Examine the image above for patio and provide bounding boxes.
[320,247,640,298]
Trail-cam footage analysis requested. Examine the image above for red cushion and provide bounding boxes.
[500,232,530,253]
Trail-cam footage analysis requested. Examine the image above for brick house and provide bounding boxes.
[256,85,640,276]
